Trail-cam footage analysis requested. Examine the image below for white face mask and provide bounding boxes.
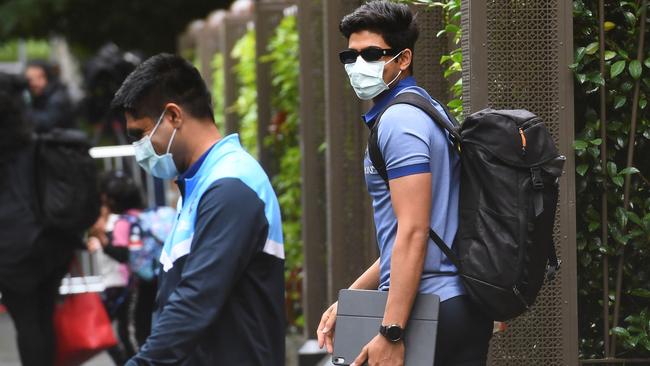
[132,110,179,179]
[344,50,404,100]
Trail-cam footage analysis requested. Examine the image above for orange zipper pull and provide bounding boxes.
[519,128,527,155]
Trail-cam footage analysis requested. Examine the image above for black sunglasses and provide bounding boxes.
[338,47,401,64]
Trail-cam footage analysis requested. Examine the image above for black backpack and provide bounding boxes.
[34,128,100,232]
[367,92,565,321]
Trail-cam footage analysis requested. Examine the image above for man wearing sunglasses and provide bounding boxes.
[317,1,493,366]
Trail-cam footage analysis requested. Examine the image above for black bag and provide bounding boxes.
[34,128,100,232]
[367,92,565,321]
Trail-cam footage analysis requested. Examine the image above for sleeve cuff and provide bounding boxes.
[386,163,430,180]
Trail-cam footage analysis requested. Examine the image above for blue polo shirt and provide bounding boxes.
[364,76,464,302]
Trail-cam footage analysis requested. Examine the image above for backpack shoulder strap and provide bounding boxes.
[366,92,463,273]
[367,92,461,187]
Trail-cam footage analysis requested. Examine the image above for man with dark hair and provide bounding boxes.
[111,53,286,365]
[24,60,75,132]
[317,2,492,366]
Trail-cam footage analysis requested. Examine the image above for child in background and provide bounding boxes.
[87,170,142,364]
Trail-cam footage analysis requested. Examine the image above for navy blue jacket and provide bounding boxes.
[126,136,285,365]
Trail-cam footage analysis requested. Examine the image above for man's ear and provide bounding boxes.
[397,49,413,71]
[164,103,184,129]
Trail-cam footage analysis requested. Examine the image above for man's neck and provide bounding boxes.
[185,122,222,170]
[372,73,411,104]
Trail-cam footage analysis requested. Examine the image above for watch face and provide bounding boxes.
[386,325,403,341]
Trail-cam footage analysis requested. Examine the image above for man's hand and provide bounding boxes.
[351,334,405,366]
[317,302,338,353]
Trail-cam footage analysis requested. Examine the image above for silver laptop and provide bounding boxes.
[332,289,439,366]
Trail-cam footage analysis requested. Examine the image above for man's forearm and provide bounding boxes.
[382,229,428,327]
[349,258,380,290]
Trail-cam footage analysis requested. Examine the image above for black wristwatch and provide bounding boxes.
[379,324,404,342]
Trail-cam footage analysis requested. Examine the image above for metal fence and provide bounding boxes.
[462,1,578,365]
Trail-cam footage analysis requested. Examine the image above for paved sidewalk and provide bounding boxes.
[0,312,112,366]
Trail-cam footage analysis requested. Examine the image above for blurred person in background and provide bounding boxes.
[24,60,76,133]
[81,44,141,146]
[0,73,78,366]
[87,170,143,364]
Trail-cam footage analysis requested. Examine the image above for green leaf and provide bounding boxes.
[611,60,626,78]
[614,95,627,109]
[628,211,642,227]
[613,176,624,187]
[588,146,601,158]
[626,335,640,348]
[641,98,648,110]
[630,288,650,298]
[585,42,599,55]
[630,60,642,79]
[620,167,640,175]
[445,24,460,34]
[605,50,616,60]
[645,57,650,68]
[616,206,628,229]
[608,161,618,177]
[577,164,589,176]
[575,47,586,62]
[588,221,600,232]
[591,138,603,145]
[588,72,605,85]
[577,73,587,84]
[574,140,589,150]
[618,49,630,60]
[451,52,462,64]
[447,99,462,109]
[623,11,636,25]
[611,326,630,337]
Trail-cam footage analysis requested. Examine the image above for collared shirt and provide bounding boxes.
[363,76,418,125]
[363,77,465,301]
[176,142,217,198]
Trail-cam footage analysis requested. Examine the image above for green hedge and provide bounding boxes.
[231,28,258,157]
[229,15,304,329]
[573,0,650,358]
[263,14,304,330]
[211,52,225,131]
[0,39,50,62]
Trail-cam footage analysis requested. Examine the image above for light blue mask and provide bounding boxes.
[133,110,179,179]
[344,51,404,100]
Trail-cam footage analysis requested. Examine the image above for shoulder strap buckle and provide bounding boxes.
[530,167,544,190]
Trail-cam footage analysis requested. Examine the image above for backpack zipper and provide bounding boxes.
[519,128,527,156]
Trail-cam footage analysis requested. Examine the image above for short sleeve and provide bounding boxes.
[111,218,131,247]
[377,103,441,180]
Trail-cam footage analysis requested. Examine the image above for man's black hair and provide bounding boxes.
[339,1,419,72]
[111,53,213,121]
[99,170,144,214]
